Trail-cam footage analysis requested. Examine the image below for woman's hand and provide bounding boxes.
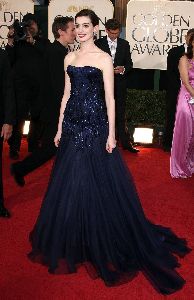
[54,130,62,147]
[106,135,116,153]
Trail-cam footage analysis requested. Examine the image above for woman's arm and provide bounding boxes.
[102,54,116,153]
[179,55,194,97]
[54,54,72,147]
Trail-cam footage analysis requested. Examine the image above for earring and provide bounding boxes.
[93,31,97,40]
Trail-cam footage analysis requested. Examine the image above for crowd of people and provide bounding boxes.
[1,12,140,218]
[1,14,76,213]
[0,7,193,296]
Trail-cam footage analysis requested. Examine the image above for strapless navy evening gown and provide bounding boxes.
[29,66,190,294]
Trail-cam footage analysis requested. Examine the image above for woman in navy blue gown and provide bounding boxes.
[29,9,190,294]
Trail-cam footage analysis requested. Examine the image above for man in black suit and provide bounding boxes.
[6,13,50,159]
[163,28,194,151]
[0,49,15,217]
[11,16,75,186]
[95,18,139,153]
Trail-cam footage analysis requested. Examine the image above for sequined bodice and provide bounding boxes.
[62,65,108,149]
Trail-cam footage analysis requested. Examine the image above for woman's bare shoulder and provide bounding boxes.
[64,51,80,69]
[95,53,113,74]
[98,51,112,64]
[178,55,191,70]
[179,55,189,64]
[65,51,76,62]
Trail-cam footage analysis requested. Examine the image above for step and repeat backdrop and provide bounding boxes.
[48,0,114,43]
[127,0,194,69]
[1,0,194,69]
[0,0,113,50]
[0,0,34,48]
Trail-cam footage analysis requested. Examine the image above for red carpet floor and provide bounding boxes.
[0,140,194,300]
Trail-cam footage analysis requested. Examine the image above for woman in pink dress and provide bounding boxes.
[170,33,194,178]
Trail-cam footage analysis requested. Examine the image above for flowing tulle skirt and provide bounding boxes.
[29,134,190,294]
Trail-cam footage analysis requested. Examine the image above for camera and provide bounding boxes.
[8,19,30,42]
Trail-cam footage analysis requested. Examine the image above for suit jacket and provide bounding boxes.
[5,37,50,71]
[41,40,68,123]
[5,37,50,119]
[95,36,133,81]
[0,49,15,126]
[166,45,185,98]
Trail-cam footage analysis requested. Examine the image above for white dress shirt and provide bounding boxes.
[107,37,117,63]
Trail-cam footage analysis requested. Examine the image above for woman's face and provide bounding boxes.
[75,16,96,42]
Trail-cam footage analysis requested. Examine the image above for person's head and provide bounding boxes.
[52,16,75,45]
[105,18,121,41]
[75,9,99,43]
[186,32,194,59]
[185,28,194,45]
[22,13,39,37]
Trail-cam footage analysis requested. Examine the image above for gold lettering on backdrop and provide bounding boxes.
[48,1,113,43]
[0,1,10,11]
[67,5,94,13]
[0,1,8,11]
[127,1,194,69]
[131,13,191,57]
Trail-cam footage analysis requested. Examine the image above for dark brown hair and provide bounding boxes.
[105,18,121,31]
[52,16,74,39]
[186,32,194,59]
[75,9,99,27]
[187,28,194,36]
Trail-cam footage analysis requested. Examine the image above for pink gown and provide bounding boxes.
[170,59,194,178]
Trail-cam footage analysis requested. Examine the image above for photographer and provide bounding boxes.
[10,16,76,187]
[6,13,50,160]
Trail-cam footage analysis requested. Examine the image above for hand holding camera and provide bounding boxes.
[7,19,34,44]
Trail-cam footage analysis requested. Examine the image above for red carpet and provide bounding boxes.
[1,140,194,300]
